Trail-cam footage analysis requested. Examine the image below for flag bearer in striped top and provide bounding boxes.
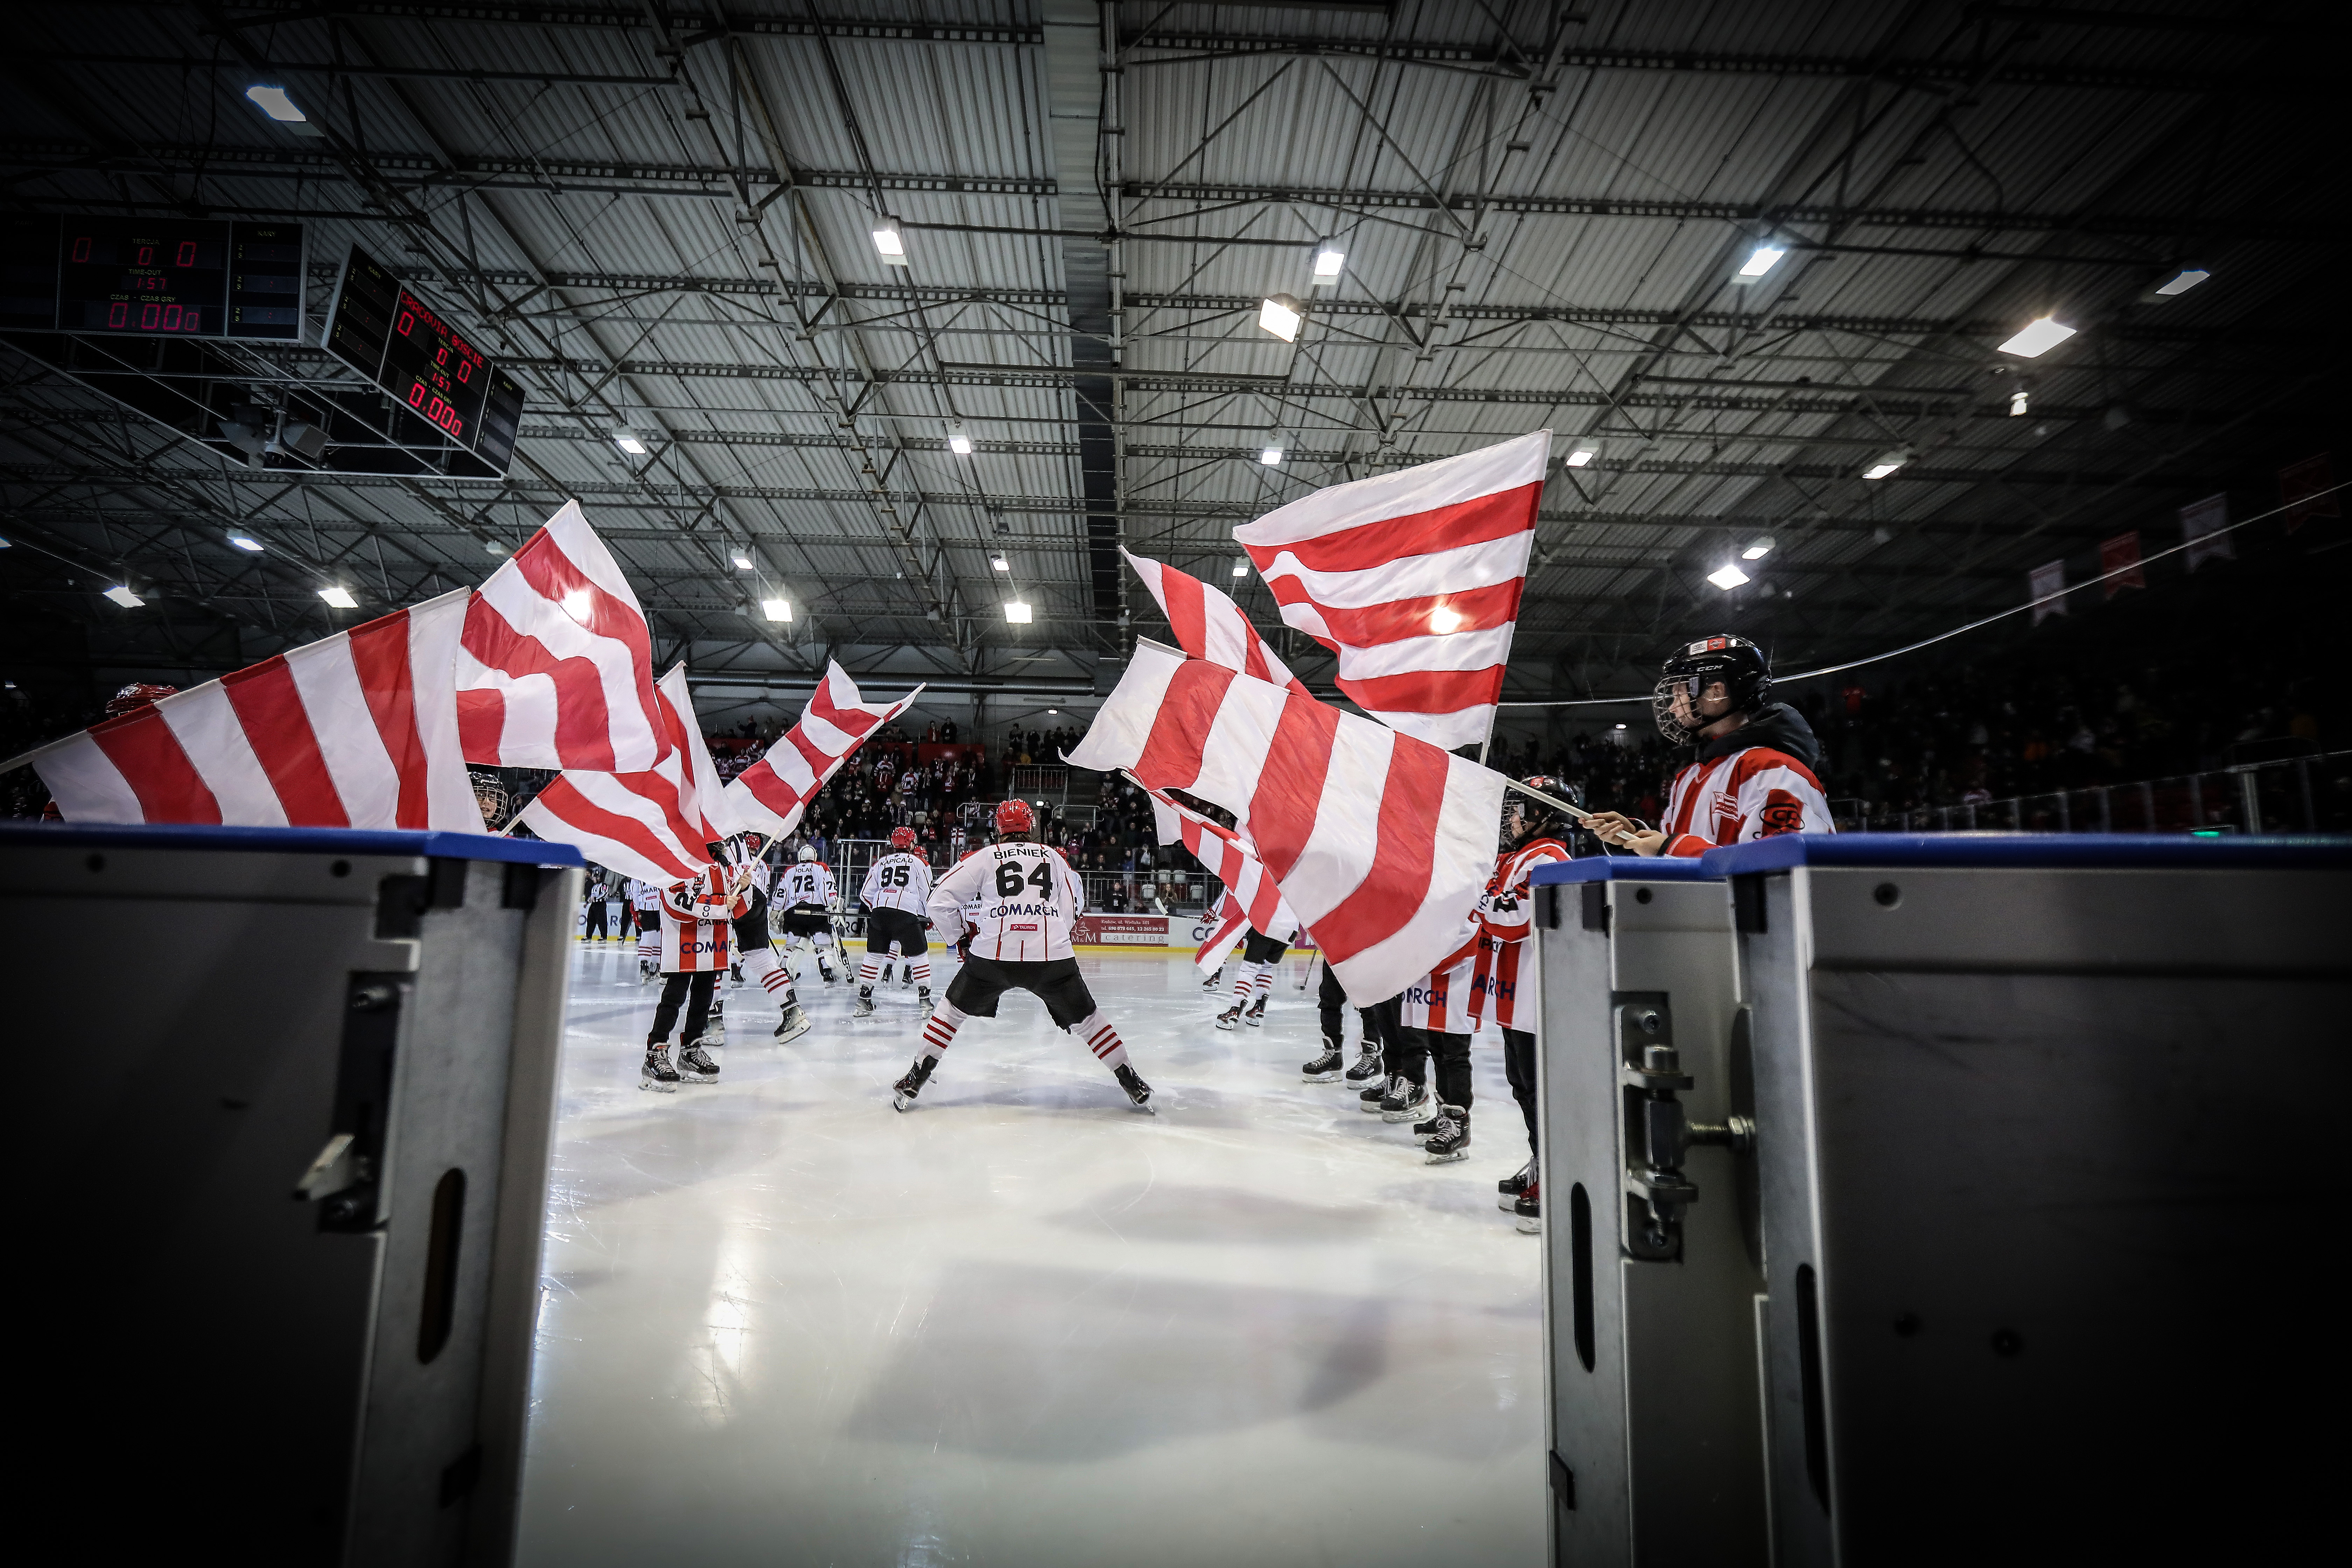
[855,826,936,1016]
[1473,781,1578,1222]
[724,832,812,1045]
[643,861,751,1092]
[889,799,1152,1113]
[1214,897,1299,1031]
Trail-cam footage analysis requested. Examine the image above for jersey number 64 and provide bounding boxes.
[995,861,1053,898]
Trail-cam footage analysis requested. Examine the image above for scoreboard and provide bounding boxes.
[0,216,303,340]
[322,245,523,475]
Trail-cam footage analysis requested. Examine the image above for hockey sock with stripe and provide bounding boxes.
[858,958,880,990]
[1252,963,1275,1002]
[1070,1010,1131,1073]
[909,960,932,990]
[919,1000,968,1064]
[1230,968,1252,1002]
[738,946,798,1003]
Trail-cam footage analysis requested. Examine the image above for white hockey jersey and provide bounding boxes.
[629,879,664,913]
[927,840,1085,963]
[860,851,934,915]
[776,861,836,911]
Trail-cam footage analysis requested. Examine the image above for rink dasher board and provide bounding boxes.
[1529,856,1769,1568]
[0,823,581,1568]
[1705,834,2352,1568]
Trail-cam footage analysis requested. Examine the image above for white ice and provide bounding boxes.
[519,942,1544,1567]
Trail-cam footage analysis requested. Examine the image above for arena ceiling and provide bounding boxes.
[0,1,2333,722]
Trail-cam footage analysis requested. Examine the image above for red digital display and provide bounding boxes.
[381,287,488,443]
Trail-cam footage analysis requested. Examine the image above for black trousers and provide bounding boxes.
[650,971,716,1046]
[1392,1025,1473,1109]
[1316,961,1349,1050]
[582,899,608,939]
[1502,1027,1537,1154]
[733,889,770,953]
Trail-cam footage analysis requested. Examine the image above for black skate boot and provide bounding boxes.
[853,988,876,1018]
[1214,1002,1243,1031]
[1245,995,1267,1028]
[1498,1156,1536,1210]
[729,961,743,982]
[774,1000,812,1044]
[1514,1179,1542,1234]
[679,1045,721,1084]
[1300,1045,1345,1083]
[1380,1076,1430,1124]
[917,986,934,1015]
[1202,967,1223,991]
[1412,1109,1447,1137]
[1358,1076,1390,1114]
[891,1055,935,1111]
[1114,1064,1155,1113]
[1423,1106,1469,1164]
[640,1044,680,1093]
[880,962,895,985]
[1343,1042,1385,1088]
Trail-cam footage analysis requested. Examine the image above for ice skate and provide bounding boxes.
[1514,1179,1541,1234]
[773,1002,812,1044]
[1380,1077,1430,1124]
[917,987,934,1014]
[891,1055,935,1111]
[880,961,895,985]
[1412,1109,1447,1138]
[728,961,743,982]
[639,1045,680,1093]
[1114,1063,1155,1113]
[1358,1078,1389,1114]
[1201,967,1223,991]
[1300,1047,1344,1083]
[1214,1003,1242,1031]
[1422,1106,1469,1164]
[638,960,659,986]
[853,990,876,1018]
[1343,1043,1384,1087]
[1245,995,1267,1028]
[678,1045,721,1084]
[1498,1157,1536,1210]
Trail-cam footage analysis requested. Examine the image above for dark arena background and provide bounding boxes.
[1,5,2343,1566]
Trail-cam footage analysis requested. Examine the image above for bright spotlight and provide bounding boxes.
[2152,266,2210,298]
[1004,600,1033,624]
[227,534,264,553]
[762,599,792,623]
[1862,448,1910,480]
[1707,564,1750,591]
[244,86,306,122]
[1997,316,2077,358]
[103,585,145,608]
[989,553,1009,572]
[1564,446,1595,468]
[1736,244,1785,279]
[1742,538,1773,561]
[1230,556,1248,578]
[731,553,754,570]
[1312,248,1345,280]
[947,422,973,455]
[1258,444,1284,465]
[872,217,907,265]
[320,586,359,609]
[1258,293,1303,342]
[612,431,648,455]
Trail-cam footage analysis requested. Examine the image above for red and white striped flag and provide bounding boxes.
[1234,429,1549,749]
[8,589,477,828]
[1144,783,1295,975]
[455,500,669,771]
[1069,639,1506,1003]
[516,664,737,885]
[724,662,924,838]
[1124,548,1310,695]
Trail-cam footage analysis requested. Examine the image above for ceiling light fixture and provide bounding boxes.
[989,552,1009,572]
[947,421,973,455]
[1862,448,1911,480]
[1735,243,1786,280]
[872,217,908,265]
[612,430,647,455]
[103,585,145,608]
[227,534,264,553]
[1707,564,1751,591]
[1997,315,2077,358]
[732,553,754,570]
[1258,293,1303,343]
[1742,537,1774,561]
[1231,555,1248,578]
[762,598,792,623]
[2010,386,2031,417]
[1258,443,1284,465]
[1564,446,1595,468]
[244,85,318,135]
[319,586,358,609]
[1311,247,1345,281]
[2152,265,2210,298]
[1004,600,1032,624]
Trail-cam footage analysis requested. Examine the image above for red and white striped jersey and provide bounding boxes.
[927,840,1085,962]
[658,870,750,972]
[776,860,836,910]
[1469,836,1571,1031]
[860,851,933,915]
[1661,746,1834,857]
[1398,952,1477,1034]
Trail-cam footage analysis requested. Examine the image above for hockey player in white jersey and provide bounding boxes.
[854,826,936,1016]
[888,799,1152,1113]
[723,832,813,1043]
[773,844,844,983]
[629,878,665,982]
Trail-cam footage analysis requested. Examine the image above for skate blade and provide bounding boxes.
[1246,1016,1265,1027]
[1497,1192,1527,1211]
[1128,1099,1156,1114]
[1300,1071,1343,1083]
[1380,1107,1428,1124]
[1424,1147,1468,1164]
[774,1017,813,1045]
[1214,1020,1236,1032]
[1515,1215,1542,1234]
[892,1091,918,1112]
[639,1078,678,1094]
[679,1075,719,1086]
[1358,1100,1386,1114]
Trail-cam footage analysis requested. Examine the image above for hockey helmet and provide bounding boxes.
[468,768,512,829]
[994,798,1035,838]
[1502,776,1581,845]
[1654,634,1771,743]
[797,843,819,862]
[890,825,917,850]
[104,682,178,719]
[740,831,769,856]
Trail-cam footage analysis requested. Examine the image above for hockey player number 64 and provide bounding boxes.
[995,861,1054,898]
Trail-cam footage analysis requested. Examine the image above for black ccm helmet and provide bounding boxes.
[1500,775,1582,845]
[1654,634,1772,743]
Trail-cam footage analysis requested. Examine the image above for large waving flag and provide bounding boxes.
[1069,639,1505,1004]
[8,589,476,829]
[725,662,923,839]
[1234,430,1548,749]
[1124,548,1310,696]
[1145,783,1296,975]
[516,664,736,886]
[455,499,669,770]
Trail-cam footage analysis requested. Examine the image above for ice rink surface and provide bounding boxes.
[518,941,1545,1568]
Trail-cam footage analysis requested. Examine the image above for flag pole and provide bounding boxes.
[1505,776,1596,824]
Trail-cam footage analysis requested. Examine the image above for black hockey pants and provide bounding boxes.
[650,971,717,1046]
[1502,1027,1537,1155]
